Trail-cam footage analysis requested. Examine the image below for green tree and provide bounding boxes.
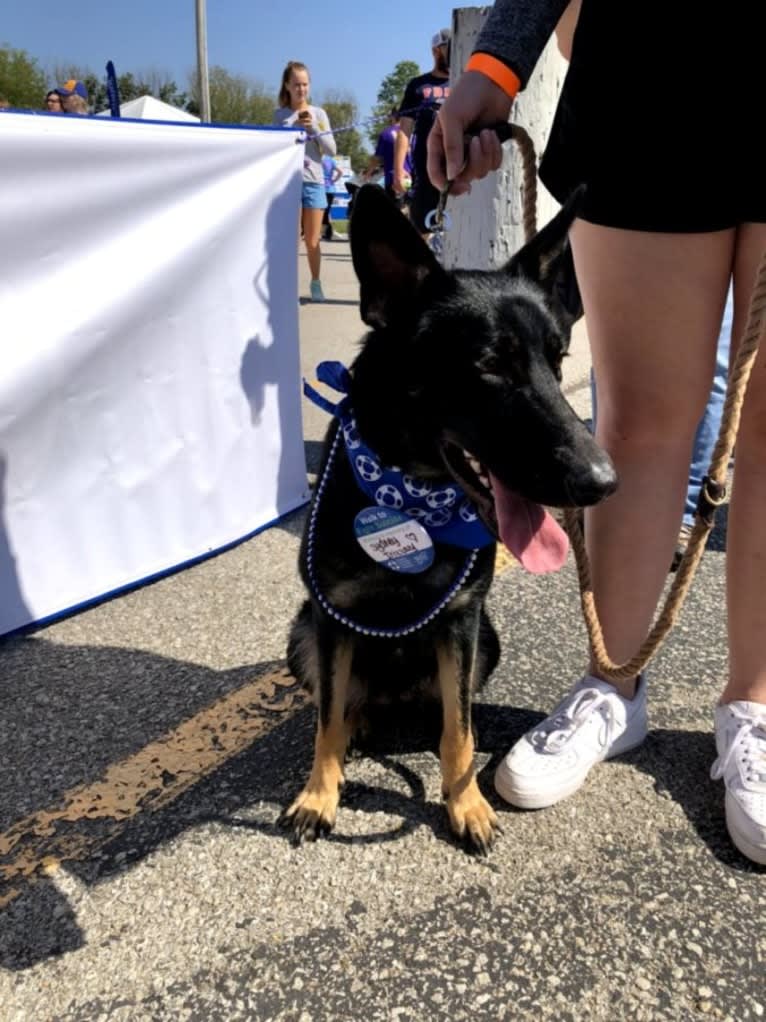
[321,90,368,173]
[0,45,47,108]
[134,70,189,111]
[188,66,275,124]
[246,89,276,126]
[114,72,141,104]
[367,60,420,147]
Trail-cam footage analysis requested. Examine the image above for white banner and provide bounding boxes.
[0,111,310,635]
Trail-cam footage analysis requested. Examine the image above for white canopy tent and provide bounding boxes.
[97,95,200,123]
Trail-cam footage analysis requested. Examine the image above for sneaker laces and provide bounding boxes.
[530,688,616,754]
[711,715,766,787]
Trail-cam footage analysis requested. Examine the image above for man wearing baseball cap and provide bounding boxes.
[55,79,89,114]
[393,28,451,238]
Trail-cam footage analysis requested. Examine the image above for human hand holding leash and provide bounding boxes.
[427,70,514,195]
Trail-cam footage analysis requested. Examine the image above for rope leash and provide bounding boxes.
[507,125,766,682]
[564,267,766,682]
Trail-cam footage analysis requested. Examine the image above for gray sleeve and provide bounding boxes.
[314,107,337,157]
[272,106,295,128]
[474,0,571,89]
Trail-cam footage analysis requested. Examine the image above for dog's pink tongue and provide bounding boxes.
[489,473,569,573]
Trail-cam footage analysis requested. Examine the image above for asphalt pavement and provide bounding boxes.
[1,228,763,1022]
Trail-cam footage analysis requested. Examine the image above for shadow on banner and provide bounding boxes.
[0,454,30,634]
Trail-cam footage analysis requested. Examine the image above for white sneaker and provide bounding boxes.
[710,701,766,865]
[495,674,648,809]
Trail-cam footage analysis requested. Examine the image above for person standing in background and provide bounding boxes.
[273,61,337,303]
[393,28,451,238]
[673,291,733,570]
[321,153,343,242]
[364,107,411,206]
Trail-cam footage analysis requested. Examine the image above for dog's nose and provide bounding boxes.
[571,451,618,505]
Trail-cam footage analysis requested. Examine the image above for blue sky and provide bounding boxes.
[4,1,453,135]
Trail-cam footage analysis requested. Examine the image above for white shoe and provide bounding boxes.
[711,701,766,865]
[495,674,648,809]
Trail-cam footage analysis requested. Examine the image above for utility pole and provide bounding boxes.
[195,0,211,122]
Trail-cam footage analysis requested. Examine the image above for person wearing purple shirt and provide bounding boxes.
[394,28,452,236]
[363,108,411,205]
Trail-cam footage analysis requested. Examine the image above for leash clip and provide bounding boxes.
[425,185,453,234]
[424,121,515,234]
[695,474,727,527]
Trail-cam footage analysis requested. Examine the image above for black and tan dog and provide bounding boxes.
[283,184,616,852]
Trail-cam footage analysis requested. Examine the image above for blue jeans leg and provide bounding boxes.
[684,292,732,526]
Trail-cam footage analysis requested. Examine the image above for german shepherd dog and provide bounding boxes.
[283,184,616,852]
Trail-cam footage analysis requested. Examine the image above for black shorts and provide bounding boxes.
[539,3,766,233]
[408,176,440,235]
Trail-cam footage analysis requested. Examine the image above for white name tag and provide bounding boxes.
[353,507,434,573]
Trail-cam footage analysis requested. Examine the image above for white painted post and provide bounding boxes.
[442,6,569,270]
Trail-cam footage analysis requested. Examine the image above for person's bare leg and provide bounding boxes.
[722,223,766,705]
[570,222,735,697]
[302,208,324,281]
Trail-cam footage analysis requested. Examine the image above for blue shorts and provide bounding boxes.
[302,182,327,210]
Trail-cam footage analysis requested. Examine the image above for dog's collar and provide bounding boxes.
[304,361,494,550]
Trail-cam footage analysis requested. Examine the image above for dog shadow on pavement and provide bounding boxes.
[1,614,755,972]
[0,633,542,970]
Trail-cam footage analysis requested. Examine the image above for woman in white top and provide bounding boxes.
[273,61,336,302]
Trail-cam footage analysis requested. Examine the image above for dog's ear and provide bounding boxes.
[350,184,446,328]
[504,185,585,326]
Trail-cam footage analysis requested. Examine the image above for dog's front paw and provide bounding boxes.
[445,780,501,856]
[279,785,341,845]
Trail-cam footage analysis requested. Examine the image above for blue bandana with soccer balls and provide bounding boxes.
[303,361,494,550]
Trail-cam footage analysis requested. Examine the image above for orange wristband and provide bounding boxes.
[465,53,521,100]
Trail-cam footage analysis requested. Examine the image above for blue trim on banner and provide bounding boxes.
[0,494,311,640]
[0,110,307,134]
[98,118,307,132]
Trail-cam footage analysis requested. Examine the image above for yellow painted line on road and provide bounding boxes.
[0,665,307,908]
[494,544,518,575]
